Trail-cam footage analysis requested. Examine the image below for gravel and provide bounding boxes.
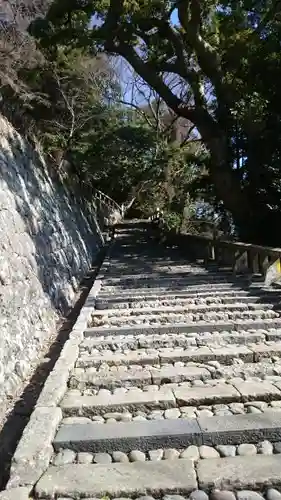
[163,448,180,460]
[148,449,163,461]
[199,446,220,459]
[77,452,93,464]
[216,445,236,457]
[52,449,76,466]
[129,450,146,462]
[65,490,281,500]
[93,452,112,464]
[257,440,273,455]
[266,489,281,500]
[61,399,281,425]
[237,492,264,500]
[112,451,129,463]
[210,492,236,500]
[52,438,281,467]
[237,444,257,456]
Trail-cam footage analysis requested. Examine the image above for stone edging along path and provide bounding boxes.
[0,241,116,500]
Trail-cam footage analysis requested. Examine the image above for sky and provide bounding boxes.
[89,6,181,105]
[119,6,180,104]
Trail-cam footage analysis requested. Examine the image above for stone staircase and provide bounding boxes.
[4,221,281,500]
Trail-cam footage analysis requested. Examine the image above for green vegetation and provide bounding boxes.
[1,1,281,244]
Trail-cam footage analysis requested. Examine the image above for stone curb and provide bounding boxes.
[4,240,115,492]
[6,407,62,490]
[36,275,103,409]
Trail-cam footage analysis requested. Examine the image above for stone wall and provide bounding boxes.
[0,115,107,399]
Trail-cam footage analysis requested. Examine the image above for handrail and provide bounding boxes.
[92,188,123,213]
[91,188,124,231]
[161,228,281,286]
[185,232,281,255]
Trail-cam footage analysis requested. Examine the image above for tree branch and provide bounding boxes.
[117,42,219,138]
[177,0,233,109]
[117,99,155,128]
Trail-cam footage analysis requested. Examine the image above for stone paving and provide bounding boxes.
[3,220,281,500]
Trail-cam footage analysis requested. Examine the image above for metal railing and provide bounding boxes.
[92,188,123,214]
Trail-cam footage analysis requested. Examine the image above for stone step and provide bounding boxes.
[95,293,281,310]
[69,364,212,390]
[102,271,237,285]
[76,342,281,368]
[90,311,279,329]
[60,399,281,424]
[101,278,252,292]
[99,278,270,296]
[81,329,281,352]
[34,455,281,498]
[84,319,281,338]
[196,331,281,346]
[60,379,281,416]
[70,360,281,391]
[98,284,253,297]
[54,411,281,453]
[197,454,281,490]
[102,267,221,278]
[91,302,276,318]
[101,279,253,290]
[35,460,198,499]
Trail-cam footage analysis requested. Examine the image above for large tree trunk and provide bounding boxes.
[113,40,279,244]
[206,135,281,245]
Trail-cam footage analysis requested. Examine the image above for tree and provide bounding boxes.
[29,0,281,243]
[27,50,117,167]
[0,0,50,95]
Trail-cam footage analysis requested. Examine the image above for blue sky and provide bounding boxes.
[89,5,180,103]
[171,8,179,25]
[121,7,180,103]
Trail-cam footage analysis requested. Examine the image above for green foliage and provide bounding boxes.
[31,0,281,243]
[9,0,281,244]
[161,212,183,232]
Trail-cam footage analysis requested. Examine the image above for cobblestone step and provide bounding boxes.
[69,362,281,391]
[77,342,281,367]
[89,307,278,328]
[69,364,212,389]
[89,313,280,330]
[59,399,281,425]
[91,303,276,318]
[34,455,281,498]
[98,284,254,297]
[101,281,253,294]
[95,293,280,310]
[84,319,281,338]
[102,268,231,279]
[80,329,281,352]
[53,411,281,453]
[102,270,235,283]
[60,379,281,416]
[35,460,198,498]
[77,344,255,367]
